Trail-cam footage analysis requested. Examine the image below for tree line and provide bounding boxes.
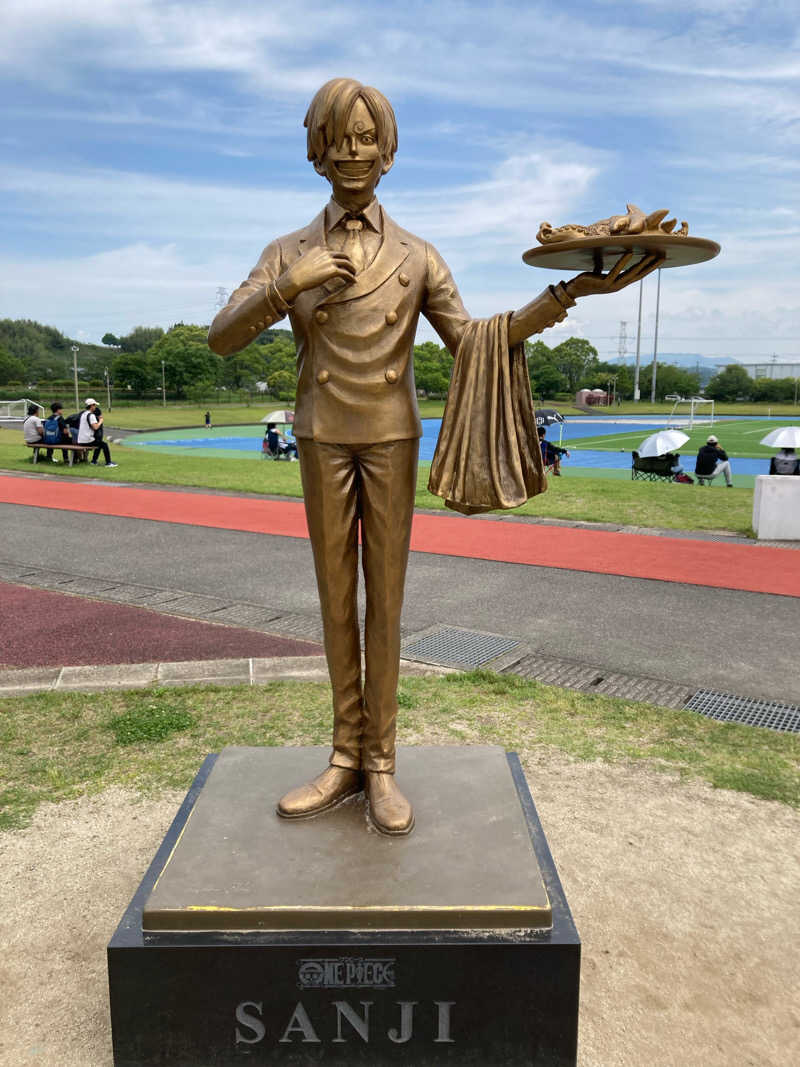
[2,316,789,405]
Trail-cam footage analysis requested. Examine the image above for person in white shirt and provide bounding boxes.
[78,398,118,467]
[22,404,44,444]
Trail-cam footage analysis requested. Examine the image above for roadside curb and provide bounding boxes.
[0,656,453,698]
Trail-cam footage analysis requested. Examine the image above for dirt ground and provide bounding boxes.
[1,756,798,1066]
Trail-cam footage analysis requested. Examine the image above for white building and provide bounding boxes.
[730,361,800,380]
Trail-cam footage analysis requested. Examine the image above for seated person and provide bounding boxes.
[22,404,43,448]
[664,451,686,476]
[769,448,799,476]
[537,426,570,475]
[44,402,73,463]
[280,427,299,460]
[695,434,733,487]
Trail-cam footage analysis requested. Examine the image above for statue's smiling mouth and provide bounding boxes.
[335,161,374,177]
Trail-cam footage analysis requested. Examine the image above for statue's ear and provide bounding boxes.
[313,159,328,179]
[380,154,394,177]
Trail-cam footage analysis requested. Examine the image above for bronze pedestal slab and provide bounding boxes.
[143,745,551,933]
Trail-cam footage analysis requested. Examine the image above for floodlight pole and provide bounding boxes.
[633,280,643,401]
[161,360,166,407]
[104,366,112,411]
[650,269,662,404]
[71,343,80,409]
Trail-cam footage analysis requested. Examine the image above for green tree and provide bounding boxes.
[551,337,599,393]
[638,364,701,402]
[0,345,26,385]
[146,325,222,398]
[111,351,155,394]
[120,325,166,353]
[413,341,451,397]
[751,376,797,403]
[267,369,296,401]
[705,363,752,401]
[102,332,120,347]
[222,347,268,390]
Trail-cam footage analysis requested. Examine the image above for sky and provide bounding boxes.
[1,0,798,367]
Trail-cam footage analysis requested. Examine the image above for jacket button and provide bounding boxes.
[317,369,330,385]
[385,368,398,384]
[398,273,410,287]
[315,310,328,325]
[248,325,257,334]
[256,319,265,329]
[385,310,398,325]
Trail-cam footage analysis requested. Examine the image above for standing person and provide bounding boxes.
[695,434,732,486]
[537,426,570,475]
[205,410,212,429]
[209,77,660,835]
[78,398,118,468]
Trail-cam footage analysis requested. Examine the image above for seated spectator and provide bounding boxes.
[665,451,685,476]
[695,434,733,487]
[537,426,569,476]
[43,402,73,463]
[78,397,118,468]
[22,404,43,446]
[769,448,799,476]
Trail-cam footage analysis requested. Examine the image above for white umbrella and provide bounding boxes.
[260,409,295,425]
[637,429,689,458]
[760,426,800,449]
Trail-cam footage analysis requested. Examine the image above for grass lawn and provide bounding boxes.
[0,427,754,533]
[573,418,795,458]
[1,671,797,831]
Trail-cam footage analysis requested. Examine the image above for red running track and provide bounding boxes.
[0,581,322,669]
[1,474,797,598]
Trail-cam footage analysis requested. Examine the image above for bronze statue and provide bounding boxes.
[208,78,661,836]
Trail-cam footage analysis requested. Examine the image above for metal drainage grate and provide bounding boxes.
[401,627,520,669]
[683,690,800,734]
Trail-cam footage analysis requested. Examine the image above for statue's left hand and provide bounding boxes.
[565,251,664,300]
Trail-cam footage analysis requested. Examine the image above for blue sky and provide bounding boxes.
[1,0,798,366]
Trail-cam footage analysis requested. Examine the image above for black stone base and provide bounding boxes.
[108,753,580,1065]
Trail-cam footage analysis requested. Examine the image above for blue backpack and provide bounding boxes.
[43,416,62,444]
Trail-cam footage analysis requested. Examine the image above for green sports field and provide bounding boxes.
[571,418,795,459]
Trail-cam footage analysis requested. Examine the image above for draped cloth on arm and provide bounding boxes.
[428,311,547,515]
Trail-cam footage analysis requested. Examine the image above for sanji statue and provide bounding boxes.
[209,78,660,836]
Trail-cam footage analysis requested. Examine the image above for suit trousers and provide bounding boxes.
[297,437,419,773]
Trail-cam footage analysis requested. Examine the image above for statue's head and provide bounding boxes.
[304,78,397,203]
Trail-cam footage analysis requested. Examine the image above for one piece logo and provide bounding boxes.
[297,958,396,989]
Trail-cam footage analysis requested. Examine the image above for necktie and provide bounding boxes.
[344,217,366,274]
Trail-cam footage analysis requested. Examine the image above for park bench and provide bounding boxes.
[27,442,91,466]
[631,450,675,482]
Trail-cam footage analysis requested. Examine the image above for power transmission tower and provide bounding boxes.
[215,287,228,314]
[617,321,628,364]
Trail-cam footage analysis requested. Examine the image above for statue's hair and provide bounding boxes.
[304,78,398,166]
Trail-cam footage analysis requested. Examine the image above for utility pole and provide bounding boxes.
[161,360,166,407]
[633,281,643,401]
[650,269,662,404]
[71,345,80,409]
[104,366,112,411]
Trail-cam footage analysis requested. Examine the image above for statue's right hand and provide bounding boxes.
[276,247,357,304]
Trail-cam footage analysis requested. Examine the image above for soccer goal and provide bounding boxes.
[666,396,715,429]
[0,398,44,420]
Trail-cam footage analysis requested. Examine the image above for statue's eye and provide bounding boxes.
[361,134,375,144]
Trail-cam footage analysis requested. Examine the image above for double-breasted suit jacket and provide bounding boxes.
[209,199,569,773]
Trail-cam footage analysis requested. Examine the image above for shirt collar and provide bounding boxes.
[326,197,382,234]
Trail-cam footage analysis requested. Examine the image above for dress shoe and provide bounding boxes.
[365,772,415,836]
[277,766,362,819]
